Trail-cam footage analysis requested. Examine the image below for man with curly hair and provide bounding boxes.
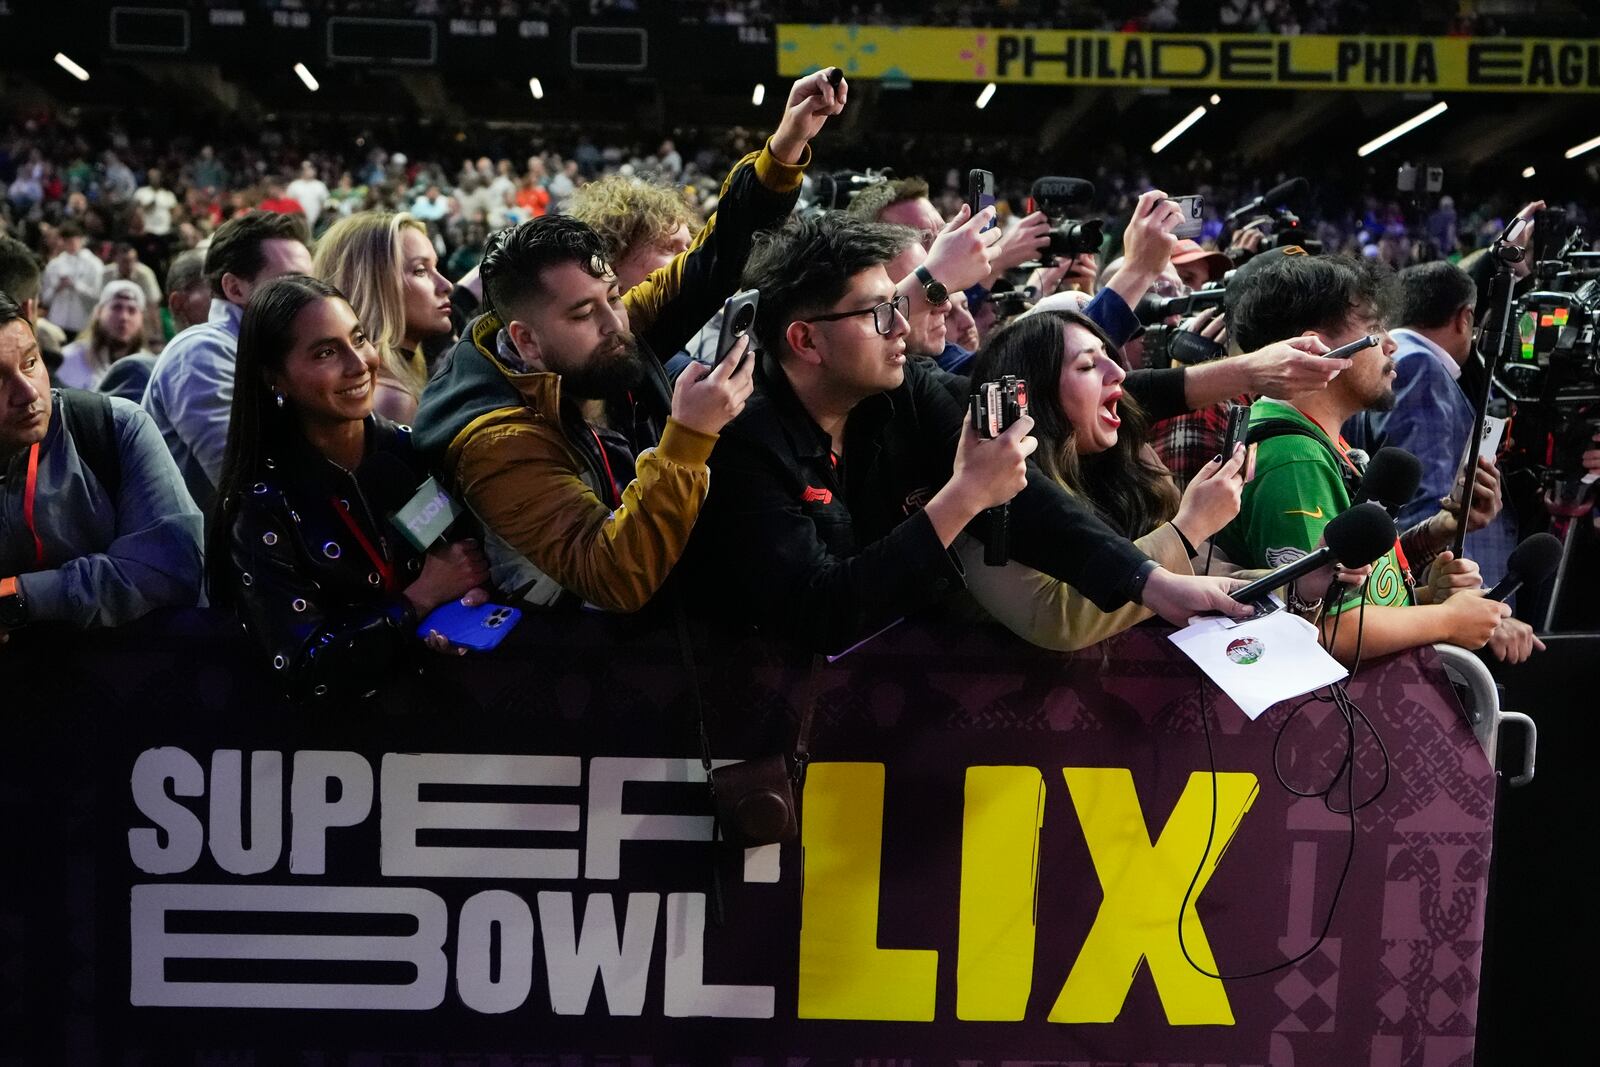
[568,175,700,292]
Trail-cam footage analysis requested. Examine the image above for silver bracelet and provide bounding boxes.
[1286,580,1324,616]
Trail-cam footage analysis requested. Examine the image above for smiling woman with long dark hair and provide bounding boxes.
[207,274,488,700]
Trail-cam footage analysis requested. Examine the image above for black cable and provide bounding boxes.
[1177,569,1391,980]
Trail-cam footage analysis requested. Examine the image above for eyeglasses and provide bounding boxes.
[802,294,911,337]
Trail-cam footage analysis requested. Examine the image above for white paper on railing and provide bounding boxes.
[1168,606,1348,720]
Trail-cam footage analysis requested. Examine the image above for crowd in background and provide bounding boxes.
[0,49,1592,696]
[249,0,1579,36]
[2,106,1582,363]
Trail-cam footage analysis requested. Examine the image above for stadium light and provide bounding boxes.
[54,53,90,82]
[1152,105,1207,154]
[752,83,765,106]
[293,63,319,92]
[1564,134,1600,159]
[1523,165,1537,178]
[1356,101,1448,158]
[976,82,996,109]
[529,77,545,100]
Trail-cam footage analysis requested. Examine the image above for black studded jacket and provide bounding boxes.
[225,416,433,700]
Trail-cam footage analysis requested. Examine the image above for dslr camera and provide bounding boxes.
[1031,177,1105,267]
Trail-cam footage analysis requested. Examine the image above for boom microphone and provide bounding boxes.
[1354,447,1423,514]
[1486,533,1563,602]
[1225,177,1309,224]
[1229,502,1396,604]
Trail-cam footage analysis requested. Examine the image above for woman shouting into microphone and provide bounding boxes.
[207,275,489,701]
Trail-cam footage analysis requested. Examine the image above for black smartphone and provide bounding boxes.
[1533,204,1569,266]
[707,288,760,369]
[1222,402,1250,459]
[968,168,997,233]
[1323,333,1380,360]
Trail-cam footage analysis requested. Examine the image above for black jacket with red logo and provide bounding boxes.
[680,353,1152,654]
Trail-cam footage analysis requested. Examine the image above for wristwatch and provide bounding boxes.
[1126,559,1161,606]
[913,264,948,305]
[0,576,27,630]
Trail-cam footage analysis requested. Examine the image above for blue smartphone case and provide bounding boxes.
[416,600,522,651]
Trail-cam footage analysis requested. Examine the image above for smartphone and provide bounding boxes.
[706,288,759,369]
[1533,204,1569,266]
[1222,402,1250,459]
[1324,333,1380,360]
[417,600,522,652]
[1170,194,1204,239]
[968,168,997,233]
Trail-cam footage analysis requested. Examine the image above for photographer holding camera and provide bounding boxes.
[679,213,1253,655]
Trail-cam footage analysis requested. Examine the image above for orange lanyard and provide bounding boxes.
[21,442,43,568]
[1289,406,1411,573]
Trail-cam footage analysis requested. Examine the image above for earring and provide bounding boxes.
[274,390,286,409]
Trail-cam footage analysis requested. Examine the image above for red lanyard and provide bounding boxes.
[330,497,395,594]
[589,427,620,507]
[21,442,43,568]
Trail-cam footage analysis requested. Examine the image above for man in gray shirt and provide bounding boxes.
[142,211,311,510]
[0,290,202,642]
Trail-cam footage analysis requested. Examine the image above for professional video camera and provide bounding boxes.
[1132,282,1231,369]
[1493,205,1600,478]
[1029,177,1105,267]
[803,168,892,214]
[1225,177,1320,255]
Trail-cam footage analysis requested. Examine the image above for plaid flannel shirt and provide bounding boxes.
[1150,396,1248,491]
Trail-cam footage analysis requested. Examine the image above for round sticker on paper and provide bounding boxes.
[1225,636,1265,665]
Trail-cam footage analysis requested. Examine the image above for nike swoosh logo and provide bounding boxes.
[1284,506,1325,518]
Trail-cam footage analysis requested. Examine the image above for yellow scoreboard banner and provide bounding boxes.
[777,26,1600,92]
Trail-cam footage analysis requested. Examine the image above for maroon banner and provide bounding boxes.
[0,612,1493,1064]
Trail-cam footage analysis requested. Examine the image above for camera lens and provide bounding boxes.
[733,304,755,333]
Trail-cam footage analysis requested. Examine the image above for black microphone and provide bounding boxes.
[1485,533,1562,602]
[1354,447,1423,514]
[1230,502,1396,603]
[1225,177,1309,224]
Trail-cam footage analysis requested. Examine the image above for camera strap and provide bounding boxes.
[671,602,726,925]
[671,604,821,787]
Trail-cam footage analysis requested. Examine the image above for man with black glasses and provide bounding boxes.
[681,213,1251,654]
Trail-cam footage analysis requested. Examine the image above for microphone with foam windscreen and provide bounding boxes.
[1225,177,1310,224]
[1355,447,1423,514]
[1229,501,1396,604]
[1486,533,1563,602]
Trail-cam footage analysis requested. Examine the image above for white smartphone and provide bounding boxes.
[1170,194,1204,239]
